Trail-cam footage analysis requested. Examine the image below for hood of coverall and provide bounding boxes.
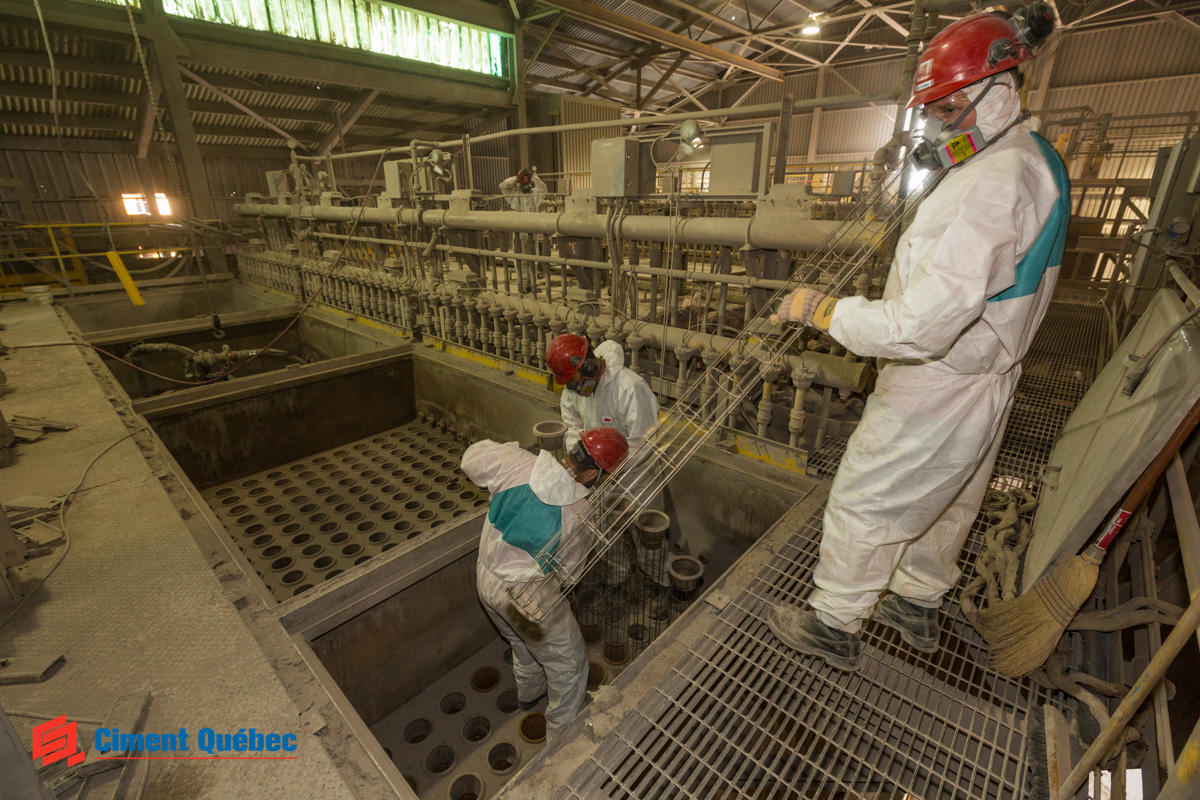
[529,449,590,506]
[592,340,626,391]
[961,73,1021,142]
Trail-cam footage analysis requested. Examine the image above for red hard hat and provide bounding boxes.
[908,13,1032,109]
[546,333,588,385]
[580,426,628,473]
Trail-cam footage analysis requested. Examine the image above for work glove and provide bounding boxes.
[771,287,838,331]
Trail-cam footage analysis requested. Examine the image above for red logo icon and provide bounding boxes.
[31,716,86,768]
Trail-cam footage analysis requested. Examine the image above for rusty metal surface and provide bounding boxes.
[202,420,488,602]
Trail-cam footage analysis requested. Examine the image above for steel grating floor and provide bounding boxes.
[202,420,489,602]
[557,298,1110,800]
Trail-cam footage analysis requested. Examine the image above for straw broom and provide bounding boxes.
[982,393,1200,677]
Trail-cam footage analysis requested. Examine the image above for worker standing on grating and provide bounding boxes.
[768,6,1067,671]
[546,333,661,509]
[463,426,628,739]
[500,167,548,212]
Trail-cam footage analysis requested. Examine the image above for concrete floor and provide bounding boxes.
[0,299,356,799]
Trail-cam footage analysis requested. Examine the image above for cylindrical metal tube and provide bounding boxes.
[232,201,876,254]
[1057,591,1200,799]
[471,290,867,392]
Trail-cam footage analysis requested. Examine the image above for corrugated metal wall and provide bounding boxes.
[1049,20,1200,89]
[557,95,622,190]
[0,146,286,223]
[716,59,902,165]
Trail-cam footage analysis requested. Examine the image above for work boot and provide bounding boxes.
[766,605,861,671]
[518,691,546,711]
[873,593,940,653]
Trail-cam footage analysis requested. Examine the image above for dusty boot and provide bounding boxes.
[873,594,939,653]
[766,605,861,671]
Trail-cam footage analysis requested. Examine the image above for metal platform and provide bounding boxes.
[555,298,1110,800]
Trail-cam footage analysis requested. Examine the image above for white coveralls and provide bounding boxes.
[462,440,592,740]
[809,90,1070,634]
[561,340,662,519]
[499,174,548,213]
[561,340,658,453]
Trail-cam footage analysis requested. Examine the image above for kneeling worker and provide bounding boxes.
[462,426,629,739]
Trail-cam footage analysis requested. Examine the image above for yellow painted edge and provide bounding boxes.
[730,439,807,475]
[105,251,145,307]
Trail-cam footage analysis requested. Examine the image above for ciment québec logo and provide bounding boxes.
[32,716,86,768]
[31,716,299,765]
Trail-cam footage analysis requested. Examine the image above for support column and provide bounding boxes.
[509,21,530,171]
[806,66,827,162]
[141,0,228,271]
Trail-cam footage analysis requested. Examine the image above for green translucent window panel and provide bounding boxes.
[154,0,507,77]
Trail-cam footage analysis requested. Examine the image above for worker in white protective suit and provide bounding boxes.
[546,333,659,455]
[500,168,548,212]
[545,333,661,513]
[463,426,628,739]
[766,6,1068,671]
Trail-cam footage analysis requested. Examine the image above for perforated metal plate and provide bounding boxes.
[203,421,489,601]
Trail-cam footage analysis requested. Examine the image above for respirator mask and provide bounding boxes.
[565,356,602,396]
[910,76,999,171]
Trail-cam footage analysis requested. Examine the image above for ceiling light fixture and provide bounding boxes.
[802,14,820,35]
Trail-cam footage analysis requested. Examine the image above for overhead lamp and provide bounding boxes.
[802,14,820,35]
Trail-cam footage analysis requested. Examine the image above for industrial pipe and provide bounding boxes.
[233,200,873,253]
[309,230,792,290]
[471,289,867,392]
[1056,591,1200,799]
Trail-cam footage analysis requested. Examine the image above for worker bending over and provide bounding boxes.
[546,333,658,455]
[546,333,660,509]
[768,7,1068,671]
[463,426,628,739]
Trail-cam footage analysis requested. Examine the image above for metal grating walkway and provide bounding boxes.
[557,298,1110,800]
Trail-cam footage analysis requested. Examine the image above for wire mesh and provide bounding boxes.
[514,166,937,622]
[554,297,1106,800]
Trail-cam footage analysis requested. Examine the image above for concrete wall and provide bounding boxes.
[59,283,276,332]
[310,552,496,726]
[147,356,417,489]
[411,347,806,565]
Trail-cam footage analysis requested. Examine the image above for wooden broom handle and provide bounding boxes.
[1093,392,1200,551]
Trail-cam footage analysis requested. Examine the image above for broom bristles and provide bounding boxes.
[981,555,1100,677]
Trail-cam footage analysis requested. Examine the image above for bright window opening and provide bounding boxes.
[122,193,172,216]
[97,0,510,77]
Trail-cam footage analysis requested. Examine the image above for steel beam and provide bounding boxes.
[539,0,785,80]
[316,89,379,156]
[174,32,511,108]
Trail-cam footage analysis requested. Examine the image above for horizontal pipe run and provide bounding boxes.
[309,231,790,291]
[473,290,867,392]
[234,201,873,254]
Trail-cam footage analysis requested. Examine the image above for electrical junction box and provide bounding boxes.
[383,160,441,199]
[707,130,765,195]
[591,138,655,197]
[830,171,858,197]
